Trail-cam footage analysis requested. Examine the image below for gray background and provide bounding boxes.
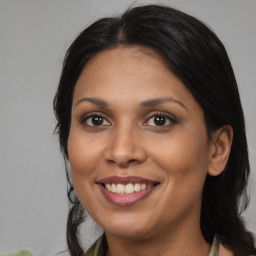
[0,0,255,255]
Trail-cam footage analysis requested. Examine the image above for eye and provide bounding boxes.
[82,114,111,127]
[144,113,176,127]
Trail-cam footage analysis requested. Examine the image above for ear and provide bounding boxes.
[208,125,233,177]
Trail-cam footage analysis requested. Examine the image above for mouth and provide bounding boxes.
[102,183,157,194]
[96,176,160,206]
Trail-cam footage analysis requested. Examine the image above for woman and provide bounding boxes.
[54,4,256,256]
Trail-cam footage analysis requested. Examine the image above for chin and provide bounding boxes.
[100,214,156,239]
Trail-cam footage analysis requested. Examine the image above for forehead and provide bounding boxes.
[78,46,169,86]
[73,46,197,109]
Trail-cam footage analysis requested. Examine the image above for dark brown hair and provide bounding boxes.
[54,4,256,256]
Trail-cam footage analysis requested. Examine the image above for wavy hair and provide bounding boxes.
[54,5,256,256]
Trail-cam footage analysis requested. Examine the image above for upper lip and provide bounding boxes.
[97,176,160,185]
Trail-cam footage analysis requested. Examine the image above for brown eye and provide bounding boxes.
[153,116,167,126]
[144,113,176,127]
[84,115,110,126]
[91,116,103,125]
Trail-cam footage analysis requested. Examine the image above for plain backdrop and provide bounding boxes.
[0,0,255,255]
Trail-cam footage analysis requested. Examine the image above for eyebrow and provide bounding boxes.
[75,96,188,111]
[140,97,188,111]
[75,97,108,107]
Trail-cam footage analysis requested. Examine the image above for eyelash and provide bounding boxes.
[80,113,110,127]
[80,111,177,129]
[144,112,177,128]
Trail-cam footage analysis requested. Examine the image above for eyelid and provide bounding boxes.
[79,111,176,128]
[80,112,111,126]
[143,111,177,126]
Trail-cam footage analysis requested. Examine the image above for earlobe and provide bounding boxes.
[208,125,233,177]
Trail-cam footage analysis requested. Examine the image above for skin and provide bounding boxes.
[68,47,233,256]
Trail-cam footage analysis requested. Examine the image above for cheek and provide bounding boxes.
[68,130,101,174]
[150,130,209,193]
[67,131,104,215]
[67,128,104,200]
[150,134,209,220]
[153,133,208,169]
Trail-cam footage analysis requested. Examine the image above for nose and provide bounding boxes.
[104,127,147,168]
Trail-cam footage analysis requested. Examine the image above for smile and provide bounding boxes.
[97,176,160,206]
[105,183,153,194]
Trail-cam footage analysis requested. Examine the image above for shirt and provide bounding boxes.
[0,250,32,256]
[84,234,220,256]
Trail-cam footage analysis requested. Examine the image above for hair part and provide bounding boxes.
[54,4,256,255]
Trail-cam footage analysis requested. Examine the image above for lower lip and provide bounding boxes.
[98,185,158,206]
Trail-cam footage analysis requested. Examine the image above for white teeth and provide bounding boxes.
[111,184,116,193]
[141,184,146,190]
[125,183,134,194]
[116,184,125,194]
[134,183,140,192]
[105,183,154,194]
[106,184,111,190]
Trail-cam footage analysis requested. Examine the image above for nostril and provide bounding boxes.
[107,159,116,165]
[128,159,137,163]
[106,158,139,168]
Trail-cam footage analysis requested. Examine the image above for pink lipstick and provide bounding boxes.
[97,176,159,206]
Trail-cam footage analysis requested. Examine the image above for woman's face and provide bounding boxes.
[68,47,214,240]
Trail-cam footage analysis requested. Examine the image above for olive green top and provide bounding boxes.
[85,234,220,256]
[0,250,32,256]
[209,234,220,256]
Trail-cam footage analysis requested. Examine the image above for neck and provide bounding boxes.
[105,221,211,256]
